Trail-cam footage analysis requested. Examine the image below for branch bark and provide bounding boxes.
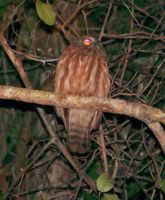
[0,85,164,124]
[0,85,165,153]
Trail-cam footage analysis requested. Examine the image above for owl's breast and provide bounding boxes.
[54,46,110,97]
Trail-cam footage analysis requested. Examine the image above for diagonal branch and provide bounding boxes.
[0,32,96,192]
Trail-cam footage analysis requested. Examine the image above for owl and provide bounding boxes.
[54,36,110,154]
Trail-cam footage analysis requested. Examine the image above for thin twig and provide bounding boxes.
[99,0,113,41]
[98,126,108,175]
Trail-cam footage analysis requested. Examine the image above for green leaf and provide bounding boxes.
[96,173,113,193]
[35,0,56,26]
[103,194,119,200]
[83,192,99,200]
[87,161,102,180]
[159,179,165,192]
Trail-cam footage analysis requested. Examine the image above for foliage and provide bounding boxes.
[36,1,56,26]
[96,173,113,193]
[0,0,164,200]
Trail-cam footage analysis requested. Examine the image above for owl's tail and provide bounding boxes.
[67,108,101,154]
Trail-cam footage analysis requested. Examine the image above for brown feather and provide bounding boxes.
[54,37,110,153]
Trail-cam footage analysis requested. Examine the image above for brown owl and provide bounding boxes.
[54,36,110,154]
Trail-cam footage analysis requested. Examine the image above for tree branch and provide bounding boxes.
[0,85,164,124]
[0,85,164,153]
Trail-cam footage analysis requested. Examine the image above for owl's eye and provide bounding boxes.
[82,38,92,46]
